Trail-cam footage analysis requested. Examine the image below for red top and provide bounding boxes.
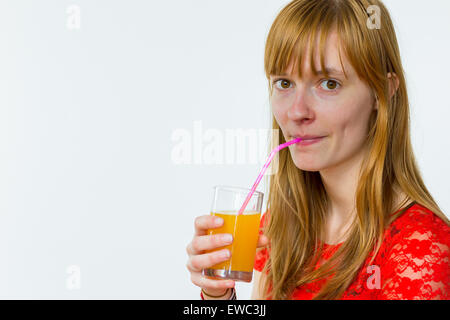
[254,202,450,300]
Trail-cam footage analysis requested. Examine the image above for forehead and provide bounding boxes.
[278,32,353,79]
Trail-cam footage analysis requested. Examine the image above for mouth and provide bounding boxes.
[289,135,326,146]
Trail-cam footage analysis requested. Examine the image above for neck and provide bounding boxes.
[318,148,409,244]
[320,150,365,220]
[319,148,366,244]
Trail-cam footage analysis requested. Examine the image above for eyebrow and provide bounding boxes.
[273,67,346,77]
[317,67,346,76]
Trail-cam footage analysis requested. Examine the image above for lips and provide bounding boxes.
[289,134,326,147]
[290,135,326,140]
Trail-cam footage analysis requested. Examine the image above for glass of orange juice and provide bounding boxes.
[202,185,264,282]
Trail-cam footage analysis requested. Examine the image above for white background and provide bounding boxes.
[0,0,448,299]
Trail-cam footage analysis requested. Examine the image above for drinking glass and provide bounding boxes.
[202,185,264,282]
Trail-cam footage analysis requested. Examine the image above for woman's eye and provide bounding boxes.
[273,78,341,92]
[320,79,341,91]
[274,79,292,90]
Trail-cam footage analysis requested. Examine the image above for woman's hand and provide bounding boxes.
[186,214,269,299]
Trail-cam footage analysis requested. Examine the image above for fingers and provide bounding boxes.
[256,234,269,248]
[194,215,224,236]
[190,272,235,291]
[187,233,233,255]
[186,248,231,272]
[187,215,269,294]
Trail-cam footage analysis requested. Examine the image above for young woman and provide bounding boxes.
[186,0,450,300]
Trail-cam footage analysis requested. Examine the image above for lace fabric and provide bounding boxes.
[254,203,450,300]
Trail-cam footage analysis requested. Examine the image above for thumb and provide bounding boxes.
[256,234,269,248]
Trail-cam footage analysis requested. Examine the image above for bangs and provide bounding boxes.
[264,0,355,85]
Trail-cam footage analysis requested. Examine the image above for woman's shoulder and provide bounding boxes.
[380,202,450,266]
[387,202,450,243]
[376,202,450,299]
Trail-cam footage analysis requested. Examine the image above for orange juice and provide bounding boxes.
[203,210,261,282]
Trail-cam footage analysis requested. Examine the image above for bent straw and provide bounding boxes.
[237,137,302,215]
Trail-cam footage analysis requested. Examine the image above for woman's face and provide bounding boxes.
[270,31,377,172]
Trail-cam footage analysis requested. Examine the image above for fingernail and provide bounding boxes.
[215,217,224,226]
[220,249,230,259]
[222,234,233,243]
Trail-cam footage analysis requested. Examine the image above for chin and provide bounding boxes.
[288,150,324,172]
[291,159,324,172]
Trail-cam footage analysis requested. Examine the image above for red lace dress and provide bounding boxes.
[254,202,450,300]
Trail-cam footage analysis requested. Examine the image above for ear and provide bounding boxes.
[373,72,399,111]
[387,72,399,99]
[373,93,379,111]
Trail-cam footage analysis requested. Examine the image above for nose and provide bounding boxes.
[287,86,315,123]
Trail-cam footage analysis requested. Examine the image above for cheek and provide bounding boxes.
[335,102,373,148]
[270,97,287,125]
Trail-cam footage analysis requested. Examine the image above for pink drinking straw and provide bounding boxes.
[237,137,302,215]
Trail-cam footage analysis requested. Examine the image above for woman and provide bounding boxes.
[186,0,450,300]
